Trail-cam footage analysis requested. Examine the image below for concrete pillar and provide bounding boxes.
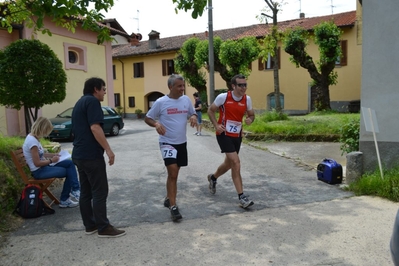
[346,151,363,184]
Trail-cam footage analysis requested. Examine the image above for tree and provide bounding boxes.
[171,0,207,18]
[174,38,207,95]
[258,0,286,114]
[284,21,342,110]
[0,39,67,133]
[0,0,114,44]
[194,36,260,90]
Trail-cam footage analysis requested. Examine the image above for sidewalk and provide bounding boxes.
[248,141,347,175]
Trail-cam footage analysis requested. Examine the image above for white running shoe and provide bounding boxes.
[59,197,79,208]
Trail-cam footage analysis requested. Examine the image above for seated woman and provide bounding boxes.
[22,117,80,208]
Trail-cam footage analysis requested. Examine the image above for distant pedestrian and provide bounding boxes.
[207,74,255,208]
[193,92,202,136]
[145,74,197,221]
[72,77,126,238]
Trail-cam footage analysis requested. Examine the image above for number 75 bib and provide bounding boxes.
[160,144,177,159]
[226,120,242,135]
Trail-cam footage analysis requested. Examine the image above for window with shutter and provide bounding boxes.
[258,47,281,70]
[128,97,136,107]
[114,93,121,107]
[162,59,175,76]
[336,40,348,66]
[133,62,144,78]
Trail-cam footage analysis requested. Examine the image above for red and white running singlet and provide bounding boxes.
[217,91,247,137]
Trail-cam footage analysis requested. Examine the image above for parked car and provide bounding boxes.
[49,106,124,141]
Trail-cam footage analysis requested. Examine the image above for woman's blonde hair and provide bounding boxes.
[30,117,53,138]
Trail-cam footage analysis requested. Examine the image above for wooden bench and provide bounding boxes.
[11,148,60,208]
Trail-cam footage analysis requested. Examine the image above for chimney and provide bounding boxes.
[205,31,208,37]
[148,30,160,50]
[300,13,305,19]
[130,33,141,46]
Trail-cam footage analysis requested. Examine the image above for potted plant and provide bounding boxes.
[116,106,124,116]
[135,108,143,119]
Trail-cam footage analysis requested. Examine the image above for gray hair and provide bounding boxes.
[167,74,184,88]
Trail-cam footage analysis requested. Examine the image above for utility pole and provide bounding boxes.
[208,0,215,104]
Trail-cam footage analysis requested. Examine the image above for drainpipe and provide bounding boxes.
[117,58,126,116]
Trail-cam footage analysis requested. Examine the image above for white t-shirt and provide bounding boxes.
[22,134,44,172]
[146,95,196,144]
[214,92,253,110]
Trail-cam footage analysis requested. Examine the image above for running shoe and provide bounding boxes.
[239,194,254,209]
[207,174,217,194]
[170,205,182,221]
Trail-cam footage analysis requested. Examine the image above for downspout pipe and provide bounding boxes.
[117,58,126,116]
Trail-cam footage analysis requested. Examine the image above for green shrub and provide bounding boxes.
[339,118,360,155]
[0,135,25,231]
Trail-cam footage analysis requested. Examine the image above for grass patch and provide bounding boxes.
[246,111,359,135]
[347,165,399,202]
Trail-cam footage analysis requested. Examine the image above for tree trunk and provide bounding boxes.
[273,47,282,113]
[24,107,32,135]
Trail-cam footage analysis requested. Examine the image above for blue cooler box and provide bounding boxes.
[317,158,343,184]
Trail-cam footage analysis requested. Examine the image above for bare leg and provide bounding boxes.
[166,164,180,206]
[213,152,243,194]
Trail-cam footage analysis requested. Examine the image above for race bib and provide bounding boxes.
[160,144,177,159]
[226,120,242,134]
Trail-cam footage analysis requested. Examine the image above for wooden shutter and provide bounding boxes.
[140,62,144,77]
[162,60,167,76]
[258,58,264,70]
[340,40,348,66]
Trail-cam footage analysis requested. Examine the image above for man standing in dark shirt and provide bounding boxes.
[72,77,125,238]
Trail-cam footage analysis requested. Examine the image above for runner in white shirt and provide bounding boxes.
[145,74,197,221]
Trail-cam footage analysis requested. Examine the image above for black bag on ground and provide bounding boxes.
[15,184,55,218]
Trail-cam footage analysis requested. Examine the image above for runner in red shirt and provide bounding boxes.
[207,74,255,208]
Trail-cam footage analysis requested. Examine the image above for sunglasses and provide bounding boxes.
[236,83,247,88]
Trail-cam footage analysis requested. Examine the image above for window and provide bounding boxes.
[69,51,78,63]
[162,59,175,76]
[133,62,144,78]
[336,40,348,66]
[128,96,136,107]
[114,93,121,107]
[258,47,281,70]
[113,65,116,79]
[268,92,284,110]
[63,43,87,71]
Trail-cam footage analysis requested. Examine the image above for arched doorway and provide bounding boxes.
[147,92,164,110]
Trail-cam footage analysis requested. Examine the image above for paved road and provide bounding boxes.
[0,119,397,266]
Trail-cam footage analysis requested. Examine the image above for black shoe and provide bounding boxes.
[207,174,217,194]
[85,226,98,235]
[98,225,126,238]
[164,197,170,208]
[170,205,182,221]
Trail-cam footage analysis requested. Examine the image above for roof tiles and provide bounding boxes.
[112,10,356,58]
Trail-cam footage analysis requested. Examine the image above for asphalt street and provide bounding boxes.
[0,119,397,266]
